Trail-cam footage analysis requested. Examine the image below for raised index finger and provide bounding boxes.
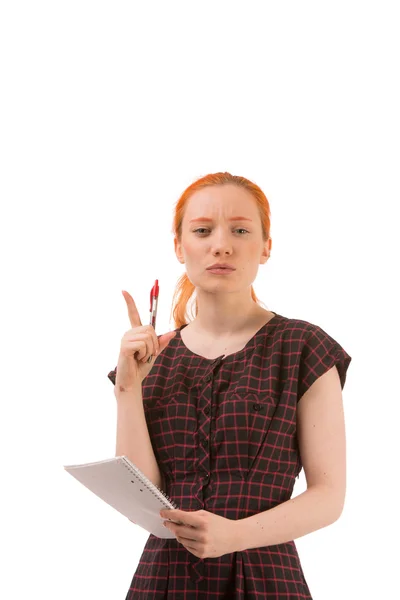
[122,290,142,328]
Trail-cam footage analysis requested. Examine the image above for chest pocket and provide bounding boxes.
[214,392,278,475]
[144,394,198,475]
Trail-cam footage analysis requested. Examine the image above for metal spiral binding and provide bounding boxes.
[120,457,178,509]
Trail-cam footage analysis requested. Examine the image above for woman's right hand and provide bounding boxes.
[115,290,177,393]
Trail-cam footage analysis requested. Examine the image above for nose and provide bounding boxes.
[210,233,233,255]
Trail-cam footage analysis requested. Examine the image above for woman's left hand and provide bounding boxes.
[160,509,238,558]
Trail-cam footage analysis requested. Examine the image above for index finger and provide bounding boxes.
[122,290,142,328]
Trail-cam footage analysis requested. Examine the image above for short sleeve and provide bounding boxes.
[108,366,117,385]
[297,324,352,403]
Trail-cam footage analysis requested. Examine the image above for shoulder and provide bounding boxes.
[272,313,322,344]
[272,313,352,399]
[275,313,347,351]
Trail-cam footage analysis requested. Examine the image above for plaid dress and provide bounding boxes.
[109,311,352,599]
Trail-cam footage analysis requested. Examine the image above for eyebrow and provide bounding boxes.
[189,216,253,223]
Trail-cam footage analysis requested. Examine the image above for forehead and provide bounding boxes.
[184,184,258,221]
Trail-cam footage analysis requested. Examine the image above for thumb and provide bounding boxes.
[157,330,177,352]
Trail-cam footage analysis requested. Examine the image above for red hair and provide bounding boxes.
[170,171,272,328]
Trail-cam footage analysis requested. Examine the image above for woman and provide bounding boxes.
[110,171,352,599]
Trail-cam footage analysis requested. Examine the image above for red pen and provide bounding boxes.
[147,279,159,362]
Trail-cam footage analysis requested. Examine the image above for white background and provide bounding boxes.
[1,1,399,598]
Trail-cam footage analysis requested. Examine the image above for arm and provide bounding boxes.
[116,386,165,492]
[233,365,346,551]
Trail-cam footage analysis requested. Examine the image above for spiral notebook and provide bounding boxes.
[64,456,179,538]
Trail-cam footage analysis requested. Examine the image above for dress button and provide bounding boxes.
[253,403,262,411]
[201,438,208,447]
[204,406,210,414]
[204,374,211,382]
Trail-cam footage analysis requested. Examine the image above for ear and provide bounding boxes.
[260,237,272,265]
[174,237,185,265]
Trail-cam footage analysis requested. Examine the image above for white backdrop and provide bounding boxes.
[1,1,399,598]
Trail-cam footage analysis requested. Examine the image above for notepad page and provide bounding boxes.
[64,456,178,538]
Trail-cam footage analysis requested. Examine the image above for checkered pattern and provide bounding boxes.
[109,312,351,599]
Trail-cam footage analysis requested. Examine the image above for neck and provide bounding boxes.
[190,302,267,338]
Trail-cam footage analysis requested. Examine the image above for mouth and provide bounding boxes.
[206,265,236,271]
[206,267,235,274]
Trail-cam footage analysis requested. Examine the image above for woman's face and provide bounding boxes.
[174,184,271,293]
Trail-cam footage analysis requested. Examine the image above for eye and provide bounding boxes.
[193,228,249,235]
